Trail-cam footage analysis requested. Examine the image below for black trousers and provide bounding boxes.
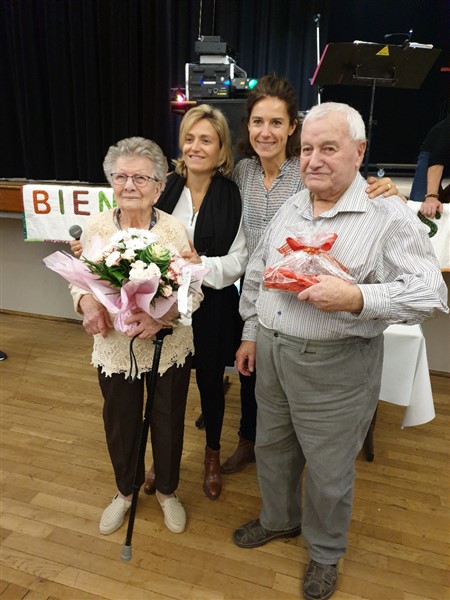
[98,355,192,496]
[196,366,226,451]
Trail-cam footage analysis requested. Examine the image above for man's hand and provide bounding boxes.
[366,176,404,200]
[79,294,113,337]
[236,340,256,376]
[420,196,443,219]
[297,275,363,313]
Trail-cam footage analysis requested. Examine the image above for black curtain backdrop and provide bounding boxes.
[1,0,448,183]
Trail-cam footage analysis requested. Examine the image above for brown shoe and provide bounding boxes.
[203,447,222,500]
[221,435,256,474]
[144,464,156,495]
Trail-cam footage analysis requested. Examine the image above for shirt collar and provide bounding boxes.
[293,172,370,219]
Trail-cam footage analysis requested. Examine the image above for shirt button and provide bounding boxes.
[277,311,281,315]
[274,332,279,337]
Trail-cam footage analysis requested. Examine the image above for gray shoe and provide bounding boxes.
[233,518,301,548]
[303,560,338,600]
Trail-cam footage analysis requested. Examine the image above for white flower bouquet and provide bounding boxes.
[44,228,208,333]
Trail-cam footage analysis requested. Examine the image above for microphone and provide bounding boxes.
[69,224,83,240]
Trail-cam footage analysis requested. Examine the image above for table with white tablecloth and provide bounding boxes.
[380,324,434,428]
[363,323,434,460]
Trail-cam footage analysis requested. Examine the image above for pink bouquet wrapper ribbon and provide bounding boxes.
[43,251,207,333]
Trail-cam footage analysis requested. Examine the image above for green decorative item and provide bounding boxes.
[417,210,441,238]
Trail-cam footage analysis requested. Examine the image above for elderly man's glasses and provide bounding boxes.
[110,173,159,187]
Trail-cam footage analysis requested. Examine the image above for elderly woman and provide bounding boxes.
[155,104,247,500]
[71,137,202,535]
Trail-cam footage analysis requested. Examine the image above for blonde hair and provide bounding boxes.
[173,104,234,177]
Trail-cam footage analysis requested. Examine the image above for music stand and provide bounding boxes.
[311,42,441,177]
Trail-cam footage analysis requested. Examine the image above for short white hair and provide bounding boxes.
[103,137,168,186]
[303,102,366,142]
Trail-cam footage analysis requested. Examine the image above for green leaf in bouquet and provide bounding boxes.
[138,242,171,273]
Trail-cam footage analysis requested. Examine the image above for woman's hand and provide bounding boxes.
[153,303,180,327]
[181,240,202,264]
[420,196,443,219]
[70,239,83,258]
[124,311,163,340]
[366,176,404,200]
[79,294,113,337]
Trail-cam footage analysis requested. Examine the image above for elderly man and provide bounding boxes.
[232,102,448,600]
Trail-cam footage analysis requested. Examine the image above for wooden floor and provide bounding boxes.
[1,313,449,600]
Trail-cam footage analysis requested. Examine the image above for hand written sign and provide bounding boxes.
[23,184,116,242]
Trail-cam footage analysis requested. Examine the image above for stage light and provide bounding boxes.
[171,87,187,103]
[248,78,258,89]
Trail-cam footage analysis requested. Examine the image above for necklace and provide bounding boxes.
[115,208,157,230]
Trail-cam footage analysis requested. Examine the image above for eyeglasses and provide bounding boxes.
[110,173,159,187]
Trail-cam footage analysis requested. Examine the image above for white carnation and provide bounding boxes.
[105,250,121,267]
[132,260,147,269]
[145,263,161,278]
[160,284,173,298]
[122,248,136,260]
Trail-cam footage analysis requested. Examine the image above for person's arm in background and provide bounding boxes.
[420,116,450,218]
[420,164,444,218]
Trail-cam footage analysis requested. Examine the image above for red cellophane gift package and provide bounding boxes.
[263,231,355,293]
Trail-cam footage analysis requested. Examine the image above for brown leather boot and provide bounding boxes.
[221,435,256,474]
[144,463,156,495]
[203,447,222,500]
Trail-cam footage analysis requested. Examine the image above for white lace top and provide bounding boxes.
[70,208,201,377]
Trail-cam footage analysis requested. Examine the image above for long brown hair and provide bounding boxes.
[237,75,301,159]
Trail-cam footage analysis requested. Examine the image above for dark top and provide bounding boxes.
[421,115,450,168]
[156,172,243,369]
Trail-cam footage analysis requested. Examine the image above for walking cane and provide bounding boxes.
[121,327,173,561]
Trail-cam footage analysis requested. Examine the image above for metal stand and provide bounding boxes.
[311,42,440,176]
[314,14,322,105]
[359,74,396,178]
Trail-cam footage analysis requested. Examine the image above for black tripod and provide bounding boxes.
[121,328,172,561]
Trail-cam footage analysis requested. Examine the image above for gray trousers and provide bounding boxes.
[255,325,383,564]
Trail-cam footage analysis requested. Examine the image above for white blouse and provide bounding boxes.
[171,186,248,290]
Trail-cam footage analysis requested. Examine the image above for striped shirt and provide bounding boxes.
[240,173,448,341]
[233,156,303,257]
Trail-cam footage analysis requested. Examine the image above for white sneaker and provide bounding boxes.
[156,492,186,534]
[99,493,132,535]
